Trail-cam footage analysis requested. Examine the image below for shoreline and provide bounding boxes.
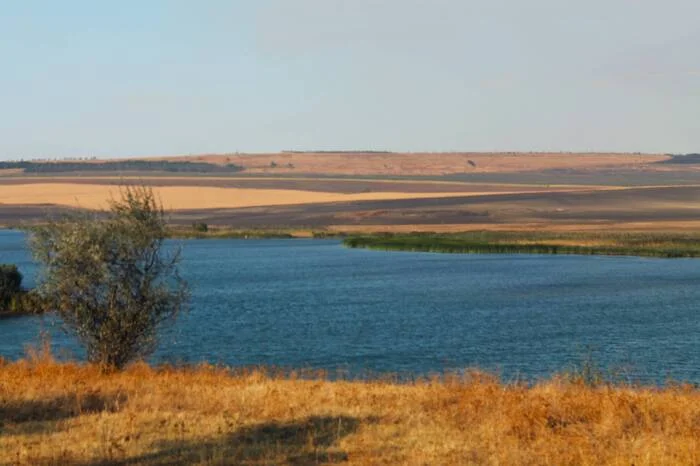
[8,226,700,258]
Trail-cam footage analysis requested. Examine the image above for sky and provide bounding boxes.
[1,0,698,159]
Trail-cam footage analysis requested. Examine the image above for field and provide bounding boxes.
[2,355,699,465]
[0,181,593,211]
[1,151,700,232]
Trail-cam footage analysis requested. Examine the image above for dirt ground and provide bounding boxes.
[154,185,700,229]
[0,176,596,193]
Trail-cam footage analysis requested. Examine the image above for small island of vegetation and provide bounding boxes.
[343,231,700,258]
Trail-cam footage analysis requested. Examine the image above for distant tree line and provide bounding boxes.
[0,160,244,173]
[659,154,700,164]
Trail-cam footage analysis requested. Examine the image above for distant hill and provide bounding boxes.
[0,151,671,177]
[281,150,394,154]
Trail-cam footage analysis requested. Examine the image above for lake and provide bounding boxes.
[1,229,699,383]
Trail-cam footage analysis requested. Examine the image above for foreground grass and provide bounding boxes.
[344,231,700,258]
[1,357,699,465]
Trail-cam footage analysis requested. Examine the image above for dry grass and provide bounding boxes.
[1,354,699,465]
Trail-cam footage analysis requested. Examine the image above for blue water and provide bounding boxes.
[1,229,699,383]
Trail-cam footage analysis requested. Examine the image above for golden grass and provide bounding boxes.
[1,355,699,465]
[0,183,598,211]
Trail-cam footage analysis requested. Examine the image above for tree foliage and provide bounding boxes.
[30,186,189,369]
[192,222,209,233]
[0,264,23,309]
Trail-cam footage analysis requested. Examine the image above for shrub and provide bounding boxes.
[30,186,189,370]
[0,264,23,309]
[192,222,209,233]
[5,290,45,315]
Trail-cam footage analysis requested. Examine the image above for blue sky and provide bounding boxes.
[1,0,698,159]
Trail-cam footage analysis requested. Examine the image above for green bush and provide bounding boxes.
[0,264,23,309]
[5,290,45,315]
[192,222,209,233]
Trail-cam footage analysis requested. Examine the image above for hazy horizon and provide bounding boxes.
[0,149,678,163]
[2,1,698,160]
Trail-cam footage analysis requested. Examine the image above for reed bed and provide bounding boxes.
[1,352,699,465]
[344,231,700,258]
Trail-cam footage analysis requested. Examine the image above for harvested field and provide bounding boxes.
[442,168,700,186]
[2,183,700,232]
[155,185,700,229]
[0,182,596,211]
[0,176,594,194]
[1,151,699,232]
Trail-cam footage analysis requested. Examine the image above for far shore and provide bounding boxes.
[6,226,700,260]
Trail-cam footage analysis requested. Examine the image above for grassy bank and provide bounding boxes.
[1,356,699,465]
[5,224,342,240]
[344,231,700,258]
[168,227,298,240]
[167,227,349,240]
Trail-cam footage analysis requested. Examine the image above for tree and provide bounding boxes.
[192,222,208,233]
[30,186,189,369]
[0,264,23,309]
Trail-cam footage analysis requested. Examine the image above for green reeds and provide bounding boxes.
[343,231,700,258]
